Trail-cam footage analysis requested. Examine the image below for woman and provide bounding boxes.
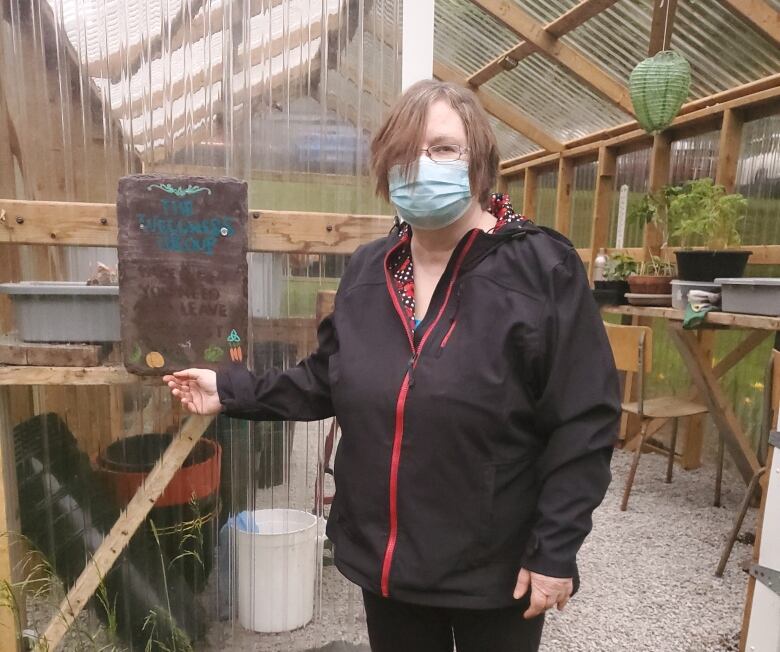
[164,80,621,652]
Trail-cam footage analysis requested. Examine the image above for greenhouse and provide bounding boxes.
[0,0,779,650]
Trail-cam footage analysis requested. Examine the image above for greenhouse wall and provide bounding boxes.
[0,1,400,650]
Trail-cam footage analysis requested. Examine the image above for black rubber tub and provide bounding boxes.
[14,413,206,648]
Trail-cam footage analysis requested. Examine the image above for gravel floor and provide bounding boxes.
[21,423,754,651]
[199,425,754,651]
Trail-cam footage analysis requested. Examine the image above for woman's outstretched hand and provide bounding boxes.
[163,369,223,415]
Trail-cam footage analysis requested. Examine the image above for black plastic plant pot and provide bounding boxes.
[96,432,221,594]
[13,414,206,648]
[593,280,629,305]
[675,250,752,282]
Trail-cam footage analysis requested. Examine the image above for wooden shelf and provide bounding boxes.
[602,305,780,331]
[0,365,155,385]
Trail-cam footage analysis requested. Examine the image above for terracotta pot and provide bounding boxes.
[95,433,221,508]
[627,275,674,295]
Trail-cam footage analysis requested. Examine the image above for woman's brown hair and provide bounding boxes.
[370,79,500,209]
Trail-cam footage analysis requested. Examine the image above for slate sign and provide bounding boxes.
[117,174,248,376]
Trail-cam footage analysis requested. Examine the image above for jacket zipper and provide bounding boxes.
[379,229,479,597]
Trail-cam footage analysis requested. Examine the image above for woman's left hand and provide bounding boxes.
[513,567,573,619]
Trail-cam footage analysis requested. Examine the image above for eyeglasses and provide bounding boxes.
[420,144,469,163]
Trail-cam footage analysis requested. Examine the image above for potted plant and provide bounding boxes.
[627,254,677,296]
[667,178,751,281]
[593,251,639,305]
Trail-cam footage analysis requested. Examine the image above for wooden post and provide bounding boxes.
[681,330,713,470]
[0,388,22,652]
[588,146,616,282]
[678,110,743,469]
[716,108,744,193]
[522,167,538,218]
[554,156,574,236]
[645,133,671,257]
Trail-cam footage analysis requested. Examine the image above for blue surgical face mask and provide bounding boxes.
[388,156,473,230]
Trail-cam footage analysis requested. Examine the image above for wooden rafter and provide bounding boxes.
[468,0,634,116]
[720,0,780,49]
[648,0,679,55]
[434,61,564,152]
[467,0,619,88]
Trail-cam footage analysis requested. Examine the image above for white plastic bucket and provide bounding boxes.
[235,508,319,633]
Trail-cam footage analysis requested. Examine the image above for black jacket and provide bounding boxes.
[217,220,621,609]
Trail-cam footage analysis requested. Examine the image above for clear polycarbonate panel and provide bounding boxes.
[0,0,400,649]
[670,0,780,98]
[489,115,541,160]
[559,0,780,100]
[669,130,720,185]
[506,175,525,210]
[434,0,520,77]
[609,147,652,249]
[484,53,632,142]
[533,167,558,228]
[570,160,597,249]
[510,0,580,25]
[736,114,780,247]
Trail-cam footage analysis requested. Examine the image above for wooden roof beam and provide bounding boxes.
[467,0,619,88]
[648,0,679,55]
[468,0,635,116]
[434,61,564,153]
[719,0,780,49]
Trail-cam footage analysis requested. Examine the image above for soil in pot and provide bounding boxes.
[675,250,751,282]
[627,275,674,295]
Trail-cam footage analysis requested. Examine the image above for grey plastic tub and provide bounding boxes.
[670,280,720,310]
[715,277,780,316]
[0,282,120,342]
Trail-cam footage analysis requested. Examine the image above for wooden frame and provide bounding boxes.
[466,0,620,88]
[468,0,634,116]
[500,75,780,172]
[0,199,393,255]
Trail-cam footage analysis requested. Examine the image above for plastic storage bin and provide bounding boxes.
[236,508,322,633]
[0,281,120,342]
[670,280,720,310]
[715,278,780,316]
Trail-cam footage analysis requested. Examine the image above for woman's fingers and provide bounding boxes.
[523,590,548,619]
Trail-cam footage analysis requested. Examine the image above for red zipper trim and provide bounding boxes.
[379,229,479,597]
[380,372,411,596]
[440,319,458,349]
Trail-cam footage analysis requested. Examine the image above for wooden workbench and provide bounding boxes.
[602,305,775,485]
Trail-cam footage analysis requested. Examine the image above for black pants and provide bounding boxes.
[362,589,545,652]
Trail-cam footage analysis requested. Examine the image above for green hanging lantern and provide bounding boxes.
[629,50,691,134]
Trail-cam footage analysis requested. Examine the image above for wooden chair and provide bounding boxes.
[605,322,709,511]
